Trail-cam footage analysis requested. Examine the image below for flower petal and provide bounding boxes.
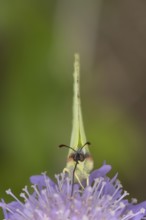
[89,164,112,185]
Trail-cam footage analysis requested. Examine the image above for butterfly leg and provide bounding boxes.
[74,173,85,189]
[63,167,70,175]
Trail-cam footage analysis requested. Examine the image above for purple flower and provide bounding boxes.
[1,164,146,220]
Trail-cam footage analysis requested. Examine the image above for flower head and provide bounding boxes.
[1,164,146,220]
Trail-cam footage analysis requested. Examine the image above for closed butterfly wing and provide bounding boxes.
[65,54,94,184]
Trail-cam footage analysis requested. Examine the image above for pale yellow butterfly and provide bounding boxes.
[59,54,94,195]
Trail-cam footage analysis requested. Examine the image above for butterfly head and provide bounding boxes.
[66,141,91,162]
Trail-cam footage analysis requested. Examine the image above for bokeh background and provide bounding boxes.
[0,0,146,217]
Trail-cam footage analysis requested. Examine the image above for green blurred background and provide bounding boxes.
[0,0,146,217]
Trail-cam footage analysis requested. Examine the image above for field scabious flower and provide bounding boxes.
[1,164,146,220]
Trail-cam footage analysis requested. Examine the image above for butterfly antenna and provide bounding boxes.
[59,144,77,153]
[80,141,91,152]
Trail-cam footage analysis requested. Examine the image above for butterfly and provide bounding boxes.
[59,54,94,196]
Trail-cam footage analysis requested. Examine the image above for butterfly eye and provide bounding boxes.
[79,153,85,162]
